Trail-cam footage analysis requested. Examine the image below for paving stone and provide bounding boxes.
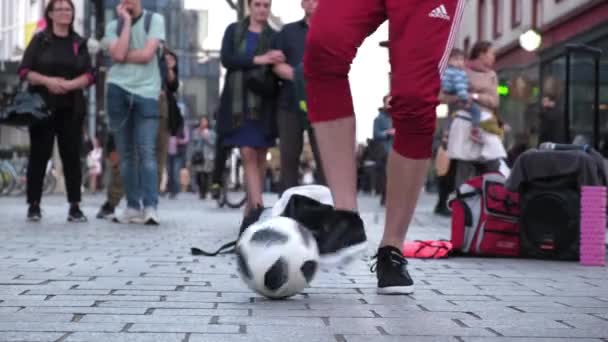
[2,193,608,340]
[462,338,603,342]
[153,308,249,316]
[98,301,215,309]
[128,323,239,333]
[217,315,326,326]
[80,314,211,324]
[345,337,459,342]
[0,332,65,342]
[0,313,73,322]
[18,307,149,315]
[64,332,185,342]
[494,327,608,338]
[0,322,123,332]
[189,333,339,342]
[0,300,96,307]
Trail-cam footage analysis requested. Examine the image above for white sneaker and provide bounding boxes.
[143,207,159,225]
[114,208,144,224]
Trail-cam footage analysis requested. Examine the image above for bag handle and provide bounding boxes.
[191,240,237,257]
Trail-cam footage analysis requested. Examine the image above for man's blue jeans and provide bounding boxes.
[107,84,159,210]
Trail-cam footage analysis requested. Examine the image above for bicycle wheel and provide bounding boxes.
[223,166,247,209]
[0,168,6,196]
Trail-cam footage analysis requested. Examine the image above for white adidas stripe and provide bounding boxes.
[438,0,466,74]
[440,0,465,73]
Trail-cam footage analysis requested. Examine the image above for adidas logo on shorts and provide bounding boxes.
[429,4,451,21]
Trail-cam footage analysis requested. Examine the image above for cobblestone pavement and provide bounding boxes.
[1,191,608,342]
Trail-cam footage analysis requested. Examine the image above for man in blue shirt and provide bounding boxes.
[104,0,166,225]
[272,0,325,194]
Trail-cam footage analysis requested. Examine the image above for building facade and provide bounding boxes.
[454,0,608,150]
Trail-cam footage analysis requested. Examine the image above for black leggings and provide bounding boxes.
[27,108,83,204]
[196,172,210,197]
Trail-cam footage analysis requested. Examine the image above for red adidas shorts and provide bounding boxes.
[304,0,465,159]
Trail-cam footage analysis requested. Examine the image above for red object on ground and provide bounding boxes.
[403,240,453,259]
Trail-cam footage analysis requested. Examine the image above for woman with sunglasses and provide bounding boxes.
[18,0,94,222]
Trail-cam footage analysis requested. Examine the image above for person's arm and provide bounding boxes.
[273,63,294,81]
[18,34,44,85]
[220,24,276,69]
[65,41,95,91]
[177,126,190,144]
[125,13,165,65]
[438,91,459,104]
[221,24,255,69]
[124,39,161,64]
[271,29,293,80]
[108,8,132,63]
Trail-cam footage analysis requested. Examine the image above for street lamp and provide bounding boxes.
[519,29,542,52]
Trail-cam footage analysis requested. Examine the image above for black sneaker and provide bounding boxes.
[96,202,115,220]
[371,246,414,295]
[27,204,41,222]
[309,209,367,266]
[68,205,88,223]
[434,205,451,217]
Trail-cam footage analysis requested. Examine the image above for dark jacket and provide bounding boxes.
[216,21,278,138]
[18,30,94,113]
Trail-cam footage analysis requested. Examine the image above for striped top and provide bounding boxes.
[441,65,470,101]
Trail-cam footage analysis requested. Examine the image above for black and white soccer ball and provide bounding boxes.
[236,216,319,299]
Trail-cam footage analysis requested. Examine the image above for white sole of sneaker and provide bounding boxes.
[377,285,415,295]
[319,241,368,267]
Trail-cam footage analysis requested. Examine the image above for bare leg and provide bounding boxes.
[256,148,267,193]
[312,116,358,211]
[241,147,264,214]
[380,150,430,248]
[89,174,97,193]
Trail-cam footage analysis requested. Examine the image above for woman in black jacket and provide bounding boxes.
[18,0,94,222]
[217,0,284,221]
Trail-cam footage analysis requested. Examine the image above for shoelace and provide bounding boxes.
[369,250,408,273]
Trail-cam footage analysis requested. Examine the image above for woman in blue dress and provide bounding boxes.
[217,0,284,220]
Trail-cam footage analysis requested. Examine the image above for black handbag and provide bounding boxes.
[0,85,51,126]
[246,66,279,98]
[191,151,205,165]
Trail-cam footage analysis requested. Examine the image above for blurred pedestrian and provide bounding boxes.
[104,0,166,225]
[18,0,94,222]
[272,0,325,194]
[191,117,217,199]
[167,122,189,198]
[87,137,103,193]
[372,95,393,205]
[442,41,505,190]
[217,0,282,224]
